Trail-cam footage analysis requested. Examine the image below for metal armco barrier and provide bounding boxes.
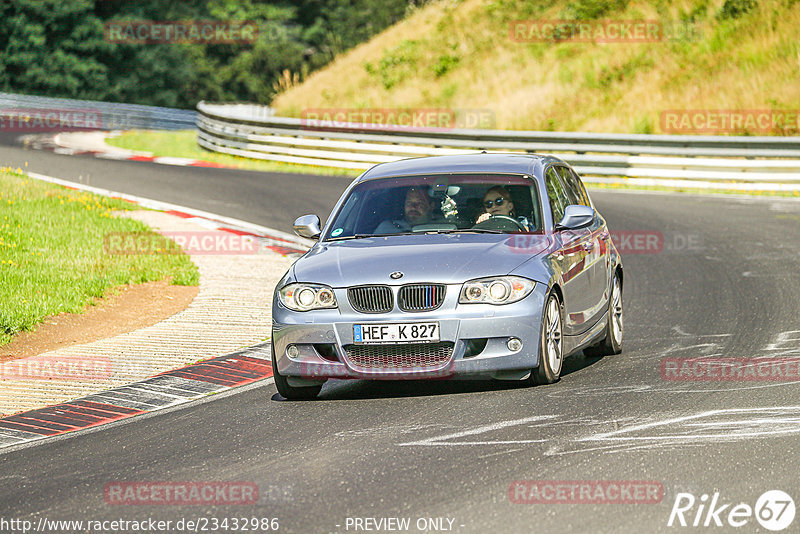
[0,92,196,131]
[196,101,800,181]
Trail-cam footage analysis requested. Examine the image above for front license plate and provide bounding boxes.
[353,323,440,344]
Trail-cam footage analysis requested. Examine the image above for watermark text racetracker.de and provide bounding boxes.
[661,357,800,382]
[297,352,552,381]
[609,230,702,255]
[104,481,258,505]
[300,108,496,132]
[104,20,258,44]
[504,231,702,255]
[509,20,701,42]
[104,231,259,255]
[509,480,664,504]
[660,109,800,134]
[1,356,111,381]
[0,109,121,132]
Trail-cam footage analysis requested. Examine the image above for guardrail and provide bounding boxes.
[1,92,196,131]
[196,102,800,182]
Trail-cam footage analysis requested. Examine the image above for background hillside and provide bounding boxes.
[0,0,422,108]
[272,0,800,133]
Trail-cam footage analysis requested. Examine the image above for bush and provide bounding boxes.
[432,54,460,77]
[717,0,756,20]
[563,0,629,20]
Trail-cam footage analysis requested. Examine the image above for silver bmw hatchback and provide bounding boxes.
[271,154,623,399]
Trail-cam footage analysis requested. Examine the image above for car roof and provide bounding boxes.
[357,153,567,181]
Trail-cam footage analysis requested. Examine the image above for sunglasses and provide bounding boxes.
[483,197,508,208]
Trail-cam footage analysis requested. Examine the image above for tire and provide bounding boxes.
[529,291,564,385]
[584,273,623,357]
[271,341,322,400]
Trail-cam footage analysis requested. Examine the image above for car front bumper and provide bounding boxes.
[271,284,547,382]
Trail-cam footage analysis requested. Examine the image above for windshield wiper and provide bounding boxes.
[326,233,376,241]
[327,232,416,241]
[328,229,502,240]
[429,228,504,234]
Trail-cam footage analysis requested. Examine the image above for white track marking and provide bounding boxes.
[579,407,800,442]
[397,408,800,454]
[398,415,556,446]
[765,330,800,352]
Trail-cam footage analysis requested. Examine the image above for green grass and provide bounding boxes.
[0,169,199,346]
[106,130,358,177]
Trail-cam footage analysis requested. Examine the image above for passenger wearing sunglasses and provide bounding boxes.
[475,186,531,230]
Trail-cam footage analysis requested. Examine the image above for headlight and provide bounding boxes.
[459,276,535,305]
[279,283,338,311]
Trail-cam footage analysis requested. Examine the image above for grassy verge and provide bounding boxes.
[106,130,358,177]
[0,168,199,346]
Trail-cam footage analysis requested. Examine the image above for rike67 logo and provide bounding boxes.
[668,490,795,531]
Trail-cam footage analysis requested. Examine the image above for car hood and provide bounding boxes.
[292,234,552,286]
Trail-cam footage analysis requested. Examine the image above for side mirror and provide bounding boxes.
[293,214,321,239]
[556,205,595,230]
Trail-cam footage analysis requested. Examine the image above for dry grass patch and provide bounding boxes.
[273,0,800,134]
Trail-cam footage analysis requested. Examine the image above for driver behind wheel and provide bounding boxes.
[476,186,531,230]
[373,186,435,234]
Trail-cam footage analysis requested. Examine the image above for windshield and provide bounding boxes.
[323,173,542,240]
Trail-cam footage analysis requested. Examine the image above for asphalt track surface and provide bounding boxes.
[0,133,354,235]
[2,137,800,533]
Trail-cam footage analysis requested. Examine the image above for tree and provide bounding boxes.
[0,0,424,107]
[0,0,111,99]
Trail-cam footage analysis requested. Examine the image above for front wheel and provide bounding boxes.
[584,274,623,357]
[271,341,323,400]
[528,291,563,385]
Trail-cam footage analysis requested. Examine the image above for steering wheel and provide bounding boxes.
[472,215,526,232]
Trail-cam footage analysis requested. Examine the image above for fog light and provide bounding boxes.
[507,338,523,352]
[287,345,299,358]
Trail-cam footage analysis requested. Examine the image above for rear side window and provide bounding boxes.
[556,166,591,207]
[544,167,569,225]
